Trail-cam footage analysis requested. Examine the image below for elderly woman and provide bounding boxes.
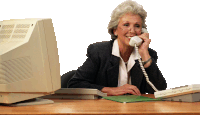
[68,0,167,96]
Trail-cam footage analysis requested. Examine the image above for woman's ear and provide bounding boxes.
[113,29,117,36]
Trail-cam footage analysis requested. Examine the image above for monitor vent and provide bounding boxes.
[2,25,15,29]
[0,56,33,84]
[11,24,30,39]
[16,24,30,28]
[0,24,30,43]
[0,24,14,43]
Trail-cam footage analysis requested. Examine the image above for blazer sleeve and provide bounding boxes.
[142,48,167,93]
[67,44,104,90]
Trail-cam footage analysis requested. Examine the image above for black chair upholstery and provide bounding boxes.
[61,70,76,88]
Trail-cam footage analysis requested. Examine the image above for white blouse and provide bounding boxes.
[112,39,140,87]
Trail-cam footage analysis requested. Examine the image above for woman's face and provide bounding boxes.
[114,13,143,47]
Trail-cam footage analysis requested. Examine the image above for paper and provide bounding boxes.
[103,95,161,103]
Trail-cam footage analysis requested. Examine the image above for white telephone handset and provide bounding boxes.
[129,28,148,47]
[129,28,159,92]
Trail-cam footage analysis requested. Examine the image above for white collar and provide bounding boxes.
[112,39,140,60]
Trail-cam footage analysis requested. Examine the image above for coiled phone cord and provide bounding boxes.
[135,44,158,92]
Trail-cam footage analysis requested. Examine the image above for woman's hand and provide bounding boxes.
[138,33,150,56]
[101,84,141,96]
[137,33,152,68]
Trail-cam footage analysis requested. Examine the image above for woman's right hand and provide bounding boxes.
[101,84,141,96]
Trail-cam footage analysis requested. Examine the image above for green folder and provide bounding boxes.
[103,95,161,103]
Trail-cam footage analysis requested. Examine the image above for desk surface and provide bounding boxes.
[0,94,200,115]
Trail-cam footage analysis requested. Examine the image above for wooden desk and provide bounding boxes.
[0,94,200,115]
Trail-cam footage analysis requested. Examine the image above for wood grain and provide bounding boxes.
[0,94,199,115]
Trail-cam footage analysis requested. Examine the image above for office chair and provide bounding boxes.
[61,70,76,88]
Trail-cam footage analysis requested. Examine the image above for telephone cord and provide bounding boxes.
[135,44,158,92]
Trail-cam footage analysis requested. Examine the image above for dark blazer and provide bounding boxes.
[68,40,167,94]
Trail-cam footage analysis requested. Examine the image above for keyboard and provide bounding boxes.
[42,88,107,99]
[154,84,200,98]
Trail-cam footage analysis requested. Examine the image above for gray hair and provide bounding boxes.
[108,0,147,40]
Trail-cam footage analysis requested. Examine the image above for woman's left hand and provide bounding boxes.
[138,33,150,53]
[137,33,152,68]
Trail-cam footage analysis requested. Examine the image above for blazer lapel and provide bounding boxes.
[130,60,143,89]
[106,55,119,87]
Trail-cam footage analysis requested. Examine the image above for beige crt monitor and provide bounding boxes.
[0,18,61,104]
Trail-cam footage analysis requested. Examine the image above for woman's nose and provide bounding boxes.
[129,27,136,34]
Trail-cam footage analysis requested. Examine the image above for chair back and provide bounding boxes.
[61,70,76,88]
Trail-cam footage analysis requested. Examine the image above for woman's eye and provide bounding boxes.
[135,24,140,28]
[124,23,129,26]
